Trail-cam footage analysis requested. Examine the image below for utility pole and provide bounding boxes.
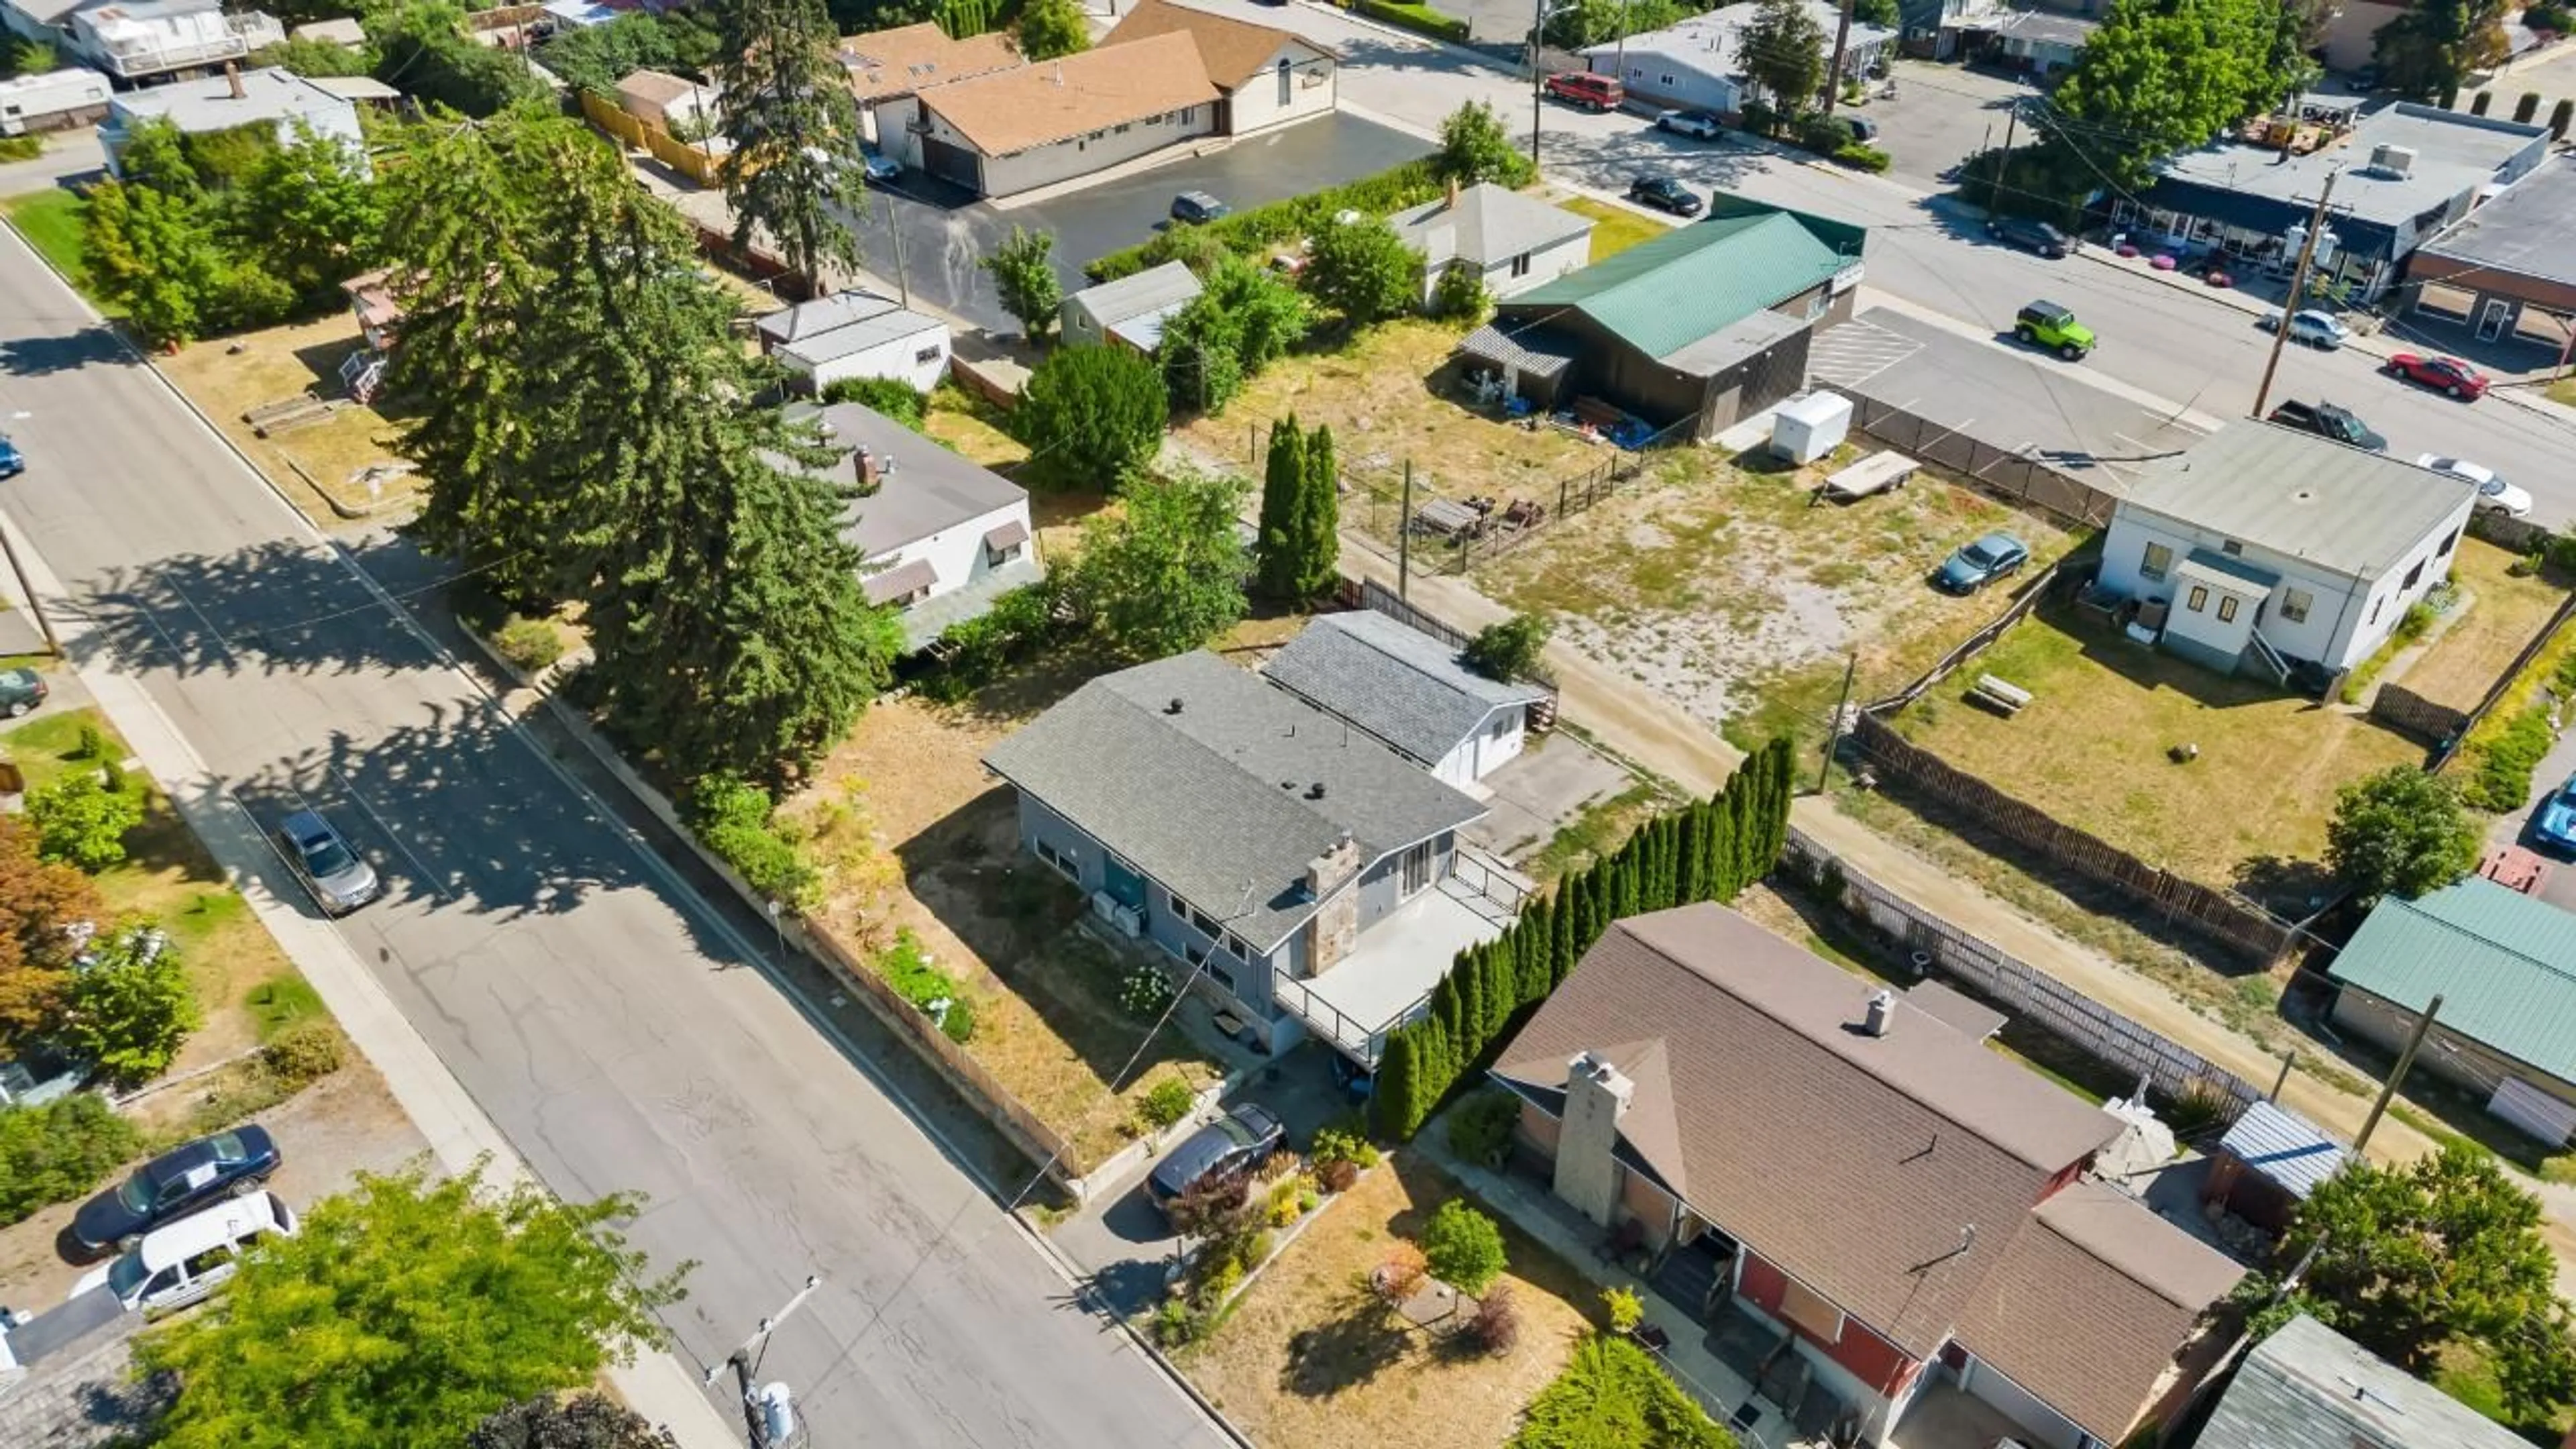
[1611,0,1631,85]
[1815,651,1856,795]
[2251,168,2340,423]
[2269,1048,2296,1102]
[1528,0,1548,168]
[704,1275,822,1448]
[1821,0,1856,116]
[2353,991,2440,1157]
[0,513,58,658]
[1990,100,2019,213]
[874,187,914,310]
[1398,459,1414,602]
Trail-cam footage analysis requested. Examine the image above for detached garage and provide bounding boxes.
[2326,877,2576,1146]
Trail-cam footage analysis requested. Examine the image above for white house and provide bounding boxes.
[2097,423,2475,680]
[1386,181,1595,307]
[836,21,1021,148]
[794,401,1042,651]
[2,0,282,83]
[884,30,1219,197]
[1261,610,1554,790]
[1060,260,1202,354]
[1582,1,1894,115]
[753,289,952,395]
[0,68,107,138]
[1100,0,1338,138]
[99,66,364,180]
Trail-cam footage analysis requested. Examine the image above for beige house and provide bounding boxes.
[1101,0,1338,138]
[885,30,1220,198]
[835,21,1020,146]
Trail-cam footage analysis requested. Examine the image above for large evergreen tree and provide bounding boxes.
[711,0,863,287]
[1289,422,1340,600]
[1255,416,1307,599]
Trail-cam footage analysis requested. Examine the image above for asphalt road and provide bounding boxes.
[0,234,1224,1448]
[847,112,1430,332]
[2489,722,2576,914]
[1167,0,2576,525]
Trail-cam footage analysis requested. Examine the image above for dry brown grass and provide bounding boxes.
[1179,1155,1595,1448]
[2400,539,2570,712]
[158,313,412,524]
[1892,604,2425,886]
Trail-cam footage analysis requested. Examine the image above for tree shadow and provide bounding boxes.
[2233,853,2339,919]
[1280,1293,1410,1398]
[0,325,132,376]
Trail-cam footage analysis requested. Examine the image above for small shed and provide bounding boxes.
[2204,1100,2345,1231]
[1769,391,1850,464]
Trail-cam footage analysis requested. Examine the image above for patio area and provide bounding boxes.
[1889,1381,2045,1449]
[1276,871,1512,1064]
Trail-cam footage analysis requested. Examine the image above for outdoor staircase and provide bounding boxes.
[1649,1240,1727,1320]
[2247,628,2292,686]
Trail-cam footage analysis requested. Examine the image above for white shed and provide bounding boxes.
[753,289,952,394]
[1261,610,1553,788]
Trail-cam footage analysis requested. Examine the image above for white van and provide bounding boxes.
[70,1191,297,1317]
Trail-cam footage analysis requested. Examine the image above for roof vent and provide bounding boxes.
[2292,487,2318,504]
[1862,988,1896,1038]
[1165,697,1184,714]
[2368,143,2415,178]
[1305,782,1326,800]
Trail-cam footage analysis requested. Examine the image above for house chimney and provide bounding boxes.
[1863,988,1896,1038]
[1300,831,1361,972]
[1445,176,1460,209]
[1552,1051,1634,1228]
[225,62,245,101]
[853,445,877,496]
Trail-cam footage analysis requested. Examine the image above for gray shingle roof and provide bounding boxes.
[2199,1315,2530,1449]
[2420,154,2576,292]
[1262,610,1548,767]
[1386,182,1593,272]
[755,289,947,369]
[2119,423,2475,582]
[1066,260,1203,330]
[982,652,1487,949]
[782,402,1027,558]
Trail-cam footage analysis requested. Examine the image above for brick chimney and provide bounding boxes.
[1301,832,1360,973]
[1553,1050,1633,1228]
[1445,176,1460,209]
[853,444,877,496]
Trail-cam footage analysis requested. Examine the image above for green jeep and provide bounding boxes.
[2015,300,2094,362]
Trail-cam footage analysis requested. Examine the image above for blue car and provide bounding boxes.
[1933,532,2029,594]
[2534,775,2576,854]
[859,145,900,183]
[0,434,23,478]
[72,1125,281,1256]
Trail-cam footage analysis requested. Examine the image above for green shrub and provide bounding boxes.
[687,774,820,912]
[937,992,977,1044]
[1740,100,1778,136]
[1346,0,1469,41]
[2159,1079,2233,1138]
[1430,260,1491,321]
[1513,1334,1729,1448]
[1085,158,1451,282]
[1446,1089,1519,1167]
[1602,1285,1644,1334]
[260,1018,345,1089]
[2471,707,2555,812]
[1117,960,1177,1017]
[913,580,1071,704]
[1419,1199,1508,1293]
[494,614,564,674]
[1139,1073,1197,1132]
[2394,600,2437,646]
[1794,114,1849,153]
[2541,1153,2576,1186]
[2556,647,2576,698]
[1311,1122,1380,1174]
[876,928,973,1040]
[1833,144,1892,173]
[75,720,107,760]
[1153,1296,1205,1346]
[819,375,928,429]
[0,1093,142,1226]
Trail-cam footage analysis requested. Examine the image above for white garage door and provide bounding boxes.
[2489,1077,2576,1147]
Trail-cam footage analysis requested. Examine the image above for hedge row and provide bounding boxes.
[1085,158,1453,283]
[1345,0,1471,42]
[1373,737,1798,1140]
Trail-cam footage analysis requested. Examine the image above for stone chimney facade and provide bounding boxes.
[1301,833,1362,974]
[1553,1051,1633,1228]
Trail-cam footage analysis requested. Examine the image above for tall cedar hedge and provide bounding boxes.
[1374,735,1798,1140]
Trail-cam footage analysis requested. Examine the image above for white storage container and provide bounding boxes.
[1768,391,1853,466]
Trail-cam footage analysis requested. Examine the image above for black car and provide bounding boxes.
[0,666,44,718]
[2267,398,2387,452]
[1988,216,2070,258]
[1170,191,1230,225]
[72,1126,281,1256]
[1626,176,1703,217]
[1146,1103,1284,1210]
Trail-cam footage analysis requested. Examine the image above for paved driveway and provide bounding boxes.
[1864,60,2035,186]
[2487,722,2576,914]
[844,113,1433,333]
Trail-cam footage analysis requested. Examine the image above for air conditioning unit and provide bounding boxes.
[1090,892,1144,938]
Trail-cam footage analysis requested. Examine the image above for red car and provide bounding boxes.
[2383,352,2489,399]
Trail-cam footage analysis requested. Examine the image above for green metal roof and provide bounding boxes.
[1510,201,1862,361]
[2327,878,2576,1077]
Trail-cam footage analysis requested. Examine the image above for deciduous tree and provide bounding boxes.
[1464,612,1552,682]
[1067,468,1249,658]
[1015,0,1089,60]
[54,927,197,1087]
[2050,0,2296,191]
[138,1162,683,1449]
[2374,0,2511,101]
[0,815,104,1046]
[1434,99,1530,186]
[239,122,382,309]
[1301,217,1419,327]
[2324,765,2478,901]
[710,0,864,286]
[82,180,225,345]
[1739,0,1827,114]
[980,226,1063,342]
[470,1393,678,1449]
[27,770,145,871]
[1019,341,1168,485]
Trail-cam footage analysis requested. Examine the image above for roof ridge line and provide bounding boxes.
[2394,890,2576,984]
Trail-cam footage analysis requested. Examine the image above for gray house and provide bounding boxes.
[1386,182,1595,308]
[2196,1315,2527,1449]
[983,651,1519,1063]
[1262,610,1551,788]
[1059,260,1203,355]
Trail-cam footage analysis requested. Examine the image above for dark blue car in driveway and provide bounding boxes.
[2534,774,2576,855]
[1147,1104,1283,1212]
[72,1125,281,1256]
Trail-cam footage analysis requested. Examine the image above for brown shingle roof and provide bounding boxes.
[919,32,1218,157]
[836,21,1022,104]
[615,68,696,108]
[1953,1181,2245,1443]
[1494,905,2126,1354]
[1100,0,1332,87]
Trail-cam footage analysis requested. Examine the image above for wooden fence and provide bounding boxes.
[1847,713,2298,963]
[1864,561,2070,713]
[2428,589,2576,773]
[1785,825,2263,1121]
[579,89,727,189]
[1839,390,2121,529]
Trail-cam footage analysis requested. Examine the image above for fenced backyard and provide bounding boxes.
[1841,391,2120,529]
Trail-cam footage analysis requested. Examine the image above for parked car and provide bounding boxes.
[2258,307,2351,350]
[2266,398,2386,451]
[1170,191,1230,225]
[2536,773,2576,854]
[1543,71,1623,111]
[1627,175,1703,217]
[276,810,380,916]
[1656,109,1725,140]
[0,433,23,478]
[0,667,44,718]
[2383,352,2489,399]
[2416,454,2533,518]
[72,1191,297,1317]
[72,1126,282,1256]
[1933,532,2030,594]
[1835,114,1880,143]
[2012,301,2093,361]
[1988,216,2070,258]
[858,145,901,182]
[1146,1103,1285,1210]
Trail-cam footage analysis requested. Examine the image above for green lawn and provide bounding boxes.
[2,189,105,310]
[1558,196,1670,263]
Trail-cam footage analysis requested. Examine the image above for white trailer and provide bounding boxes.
[0,69,111,137]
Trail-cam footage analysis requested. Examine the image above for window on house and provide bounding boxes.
[2186,584,2209,612]
[2402,558,2424,590]
[2216,595,2240,623]
[2140,542,2172,582]
[1034,838,1076,880]
[914,344,941,364]
[1489,710,1513,739]
[1115,122,1130,134]
[1401,840,1434,896]
[2440,529,2459,556]
[2282,588,2312,623]
[1660,73,1674,87]
[2220,539,2243,556]
[987,540,1022,566]
[1510,252,1532,278]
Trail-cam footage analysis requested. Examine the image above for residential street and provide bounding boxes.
[1175,0,2576,524]
[0,229,1227,1448]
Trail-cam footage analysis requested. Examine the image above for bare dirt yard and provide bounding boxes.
[159,314,413,527]
[2395,539,2570,712]
[1178,1154,1596,1449]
